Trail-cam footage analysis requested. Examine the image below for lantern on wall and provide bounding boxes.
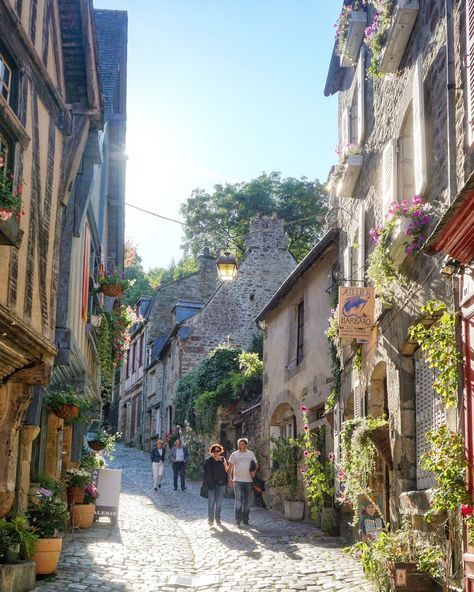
[216,250,237,282]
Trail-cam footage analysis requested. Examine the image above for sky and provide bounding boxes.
[93,0,341,270]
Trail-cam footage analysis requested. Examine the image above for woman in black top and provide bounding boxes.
[203,444,228,526]
[151,439,166,490]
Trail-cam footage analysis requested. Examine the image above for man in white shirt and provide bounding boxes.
[228,438,257,526]
[170,439,189,491]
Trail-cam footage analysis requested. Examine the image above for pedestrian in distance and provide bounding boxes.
[203,444,229,527]
[228,438,258,526]
[170,439,189,491]
[150,439,166,490]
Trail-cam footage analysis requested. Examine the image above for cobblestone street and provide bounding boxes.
[34,444,371,592]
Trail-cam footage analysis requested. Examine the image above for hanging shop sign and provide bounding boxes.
[338,286,375,341]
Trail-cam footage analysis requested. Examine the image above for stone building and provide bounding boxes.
[255,229,339,488]
[117,250,218,448]
[24,8,128,485]
[0,0,101,516]
[324,0,473,556]
[153,215,297,452]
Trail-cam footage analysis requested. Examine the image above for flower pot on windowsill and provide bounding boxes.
[340,10,367,67]
[32,537,62,575]
[379,0,419,74]
[88,440,105,452]
[388,562,433,591]
[100,284,124,298]
[336,154,363,198]
[71,504,95,529]
[0,215,23,247]
[50,404,80,421]
[66,486,85,506]
[283,500,305,521]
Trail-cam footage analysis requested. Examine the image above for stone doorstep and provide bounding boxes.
[0,560,36,592]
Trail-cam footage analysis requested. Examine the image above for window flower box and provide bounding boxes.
[379,0,419,74]
[0,215,22,246]
[336,154,363,198]
[340,10,367,67]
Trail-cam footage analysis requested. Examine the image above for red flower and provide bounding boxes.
[16,183,22,195]
[461,504,474,517]
[303,424,309,431]
[300,404,308,413]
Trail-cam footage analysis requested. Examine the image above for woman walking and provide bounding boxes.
[203,444,228,527]
[151,439,166,490]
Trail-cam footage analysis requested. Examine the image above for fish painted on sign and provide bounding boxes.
[342,296,368,316]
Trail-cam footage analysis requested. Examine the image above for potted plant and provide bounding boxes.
[27,488,69,575]
[348,522,443,591]
[0,150,24,247]
[71,484,99,529]
[269,436,305,521]
[64,468,91,505]
[88,428,121,456]
[45,385,89,421]
[98,269,130,297]
[0,516,38,563]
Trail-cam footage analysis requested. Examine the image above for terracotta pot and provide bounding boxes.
[33,537,63,575]
[100,283,124,297]
[88,440,105,451]
[389,562,433,591]
[72,503,95,528]
[51,404,80,421]
[67,486,85,505]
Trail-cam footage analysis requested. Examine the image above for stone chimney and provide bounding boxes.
[245,214,289,252]
[197,247,216,272]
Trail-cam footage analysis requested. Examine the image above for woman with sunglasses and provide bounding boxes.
[203,444,229,526]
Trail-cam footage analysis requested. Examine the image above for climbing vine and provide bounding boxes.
[339,416,388,525]
[408,300,461,408]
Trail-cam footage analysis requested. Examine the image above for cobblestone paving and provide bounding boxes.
[35,444,372,592]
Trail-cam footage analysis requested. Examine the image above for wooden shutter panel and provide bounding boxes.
[415,350,446,490]
[382,139,398,219]
[357,47,365,145]
[412,57,427,195]
[354,382,361,418]
[344,246,351,286]
[358,204,365,284]
[468,0,474,145]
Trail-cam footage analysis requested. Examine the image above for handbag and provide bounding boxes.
[200,483,208,499]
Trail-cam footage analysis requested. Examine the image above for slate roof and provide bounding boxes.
[94,9,128,120]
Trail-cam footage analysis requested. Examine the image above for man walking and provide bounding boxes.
[228,438,258,526]
[170,439,189,491]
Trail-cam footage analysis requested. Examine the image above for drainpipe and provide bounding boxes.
[141,324,148,451]
[445,0,457,203]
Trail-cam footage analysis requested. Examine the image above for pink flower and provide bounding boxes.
[303,450,309,457]
[412,194,423,205]
[461,504,474,517]
[315,450,321,457]
[327,452,336,462]
[300,404,308,413]
[300,468,306,474]
[303,424,310,432]
[369,227,381,244]
[0,209,13,221]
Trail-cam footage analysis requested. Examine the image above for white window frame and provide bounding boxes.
[412,56,427,195]
[0,53,12,104]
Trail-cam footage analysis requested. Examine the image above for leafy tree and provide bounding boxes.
[122,240,154,306]
[179,172,327,262]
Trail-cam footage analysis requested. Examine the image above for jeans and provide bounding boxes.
[152,462,164,488]
[234,482,253,523]
[173,461,186,489]
[208,485,225,522]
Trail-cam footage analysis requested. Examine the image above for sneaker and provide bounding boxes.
[158,484,161,489]
[208,519,214,527]
[154,487,158,491]
[181,487,187,491]
[242,521,249,526]
[236,520,241,526]
[216,520,222,526]
[173,487,178,491]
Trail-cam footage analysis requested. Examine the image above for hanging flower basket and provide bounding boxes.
[101,283,125,297]
[88,440,106,452]
[51,404,80,421]
[98,270,132,298]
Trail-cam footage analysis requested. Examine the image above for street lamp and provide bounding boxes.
[216,250,237,282]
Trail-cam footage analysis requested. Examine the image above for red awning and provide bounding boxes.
[431,190,474,265]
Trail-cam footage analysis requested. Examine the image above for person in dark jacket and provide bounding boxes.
[170,439,189,491]
[151,439,166,490]
[203,444,229,527]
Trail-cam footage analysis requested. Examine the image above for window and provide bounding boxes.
[131,342,136,374]
[0,53,12,104]
[398,106,415,201]
[412,57,427,195]
[138,334,144,367]
[296,301,304,365]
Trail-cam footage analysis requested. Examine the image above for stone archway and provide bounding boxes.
[269,402,297,440]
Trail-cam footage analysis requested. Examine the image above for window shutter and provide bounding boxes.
[412,57,427,195]
[415,350,446,490]
[344,246,351,286]
[357,204,365,284]
[382,139,398,219]
[341,106,351,150]
[468,0,474,144]
[354,382,361,418]
[357,47,365,145]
